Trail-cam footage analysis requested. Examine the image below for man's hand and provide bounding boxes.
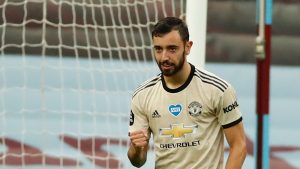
[128,130,149,167]
[129,130,149,151]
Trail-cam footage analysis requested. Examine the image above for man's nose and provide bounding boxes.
[161,50,169,60]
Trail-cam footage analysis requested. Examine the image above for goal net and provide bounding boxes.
[0,0,186,168]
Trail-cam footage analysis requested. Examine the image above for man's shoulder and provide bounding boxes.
[132,74,162,98]
[193,67,230,93]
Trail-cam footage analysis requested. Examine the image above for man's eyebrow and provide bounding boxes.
[153,45,162,48]
[167,45,178,47]
[166,45,179,49]
[153,45,178,49]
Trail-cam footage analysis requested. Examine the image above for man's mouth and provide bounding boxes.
[160,62,174,70]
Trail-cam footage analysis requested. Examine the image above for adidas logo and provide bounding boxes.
[152,110,161,118]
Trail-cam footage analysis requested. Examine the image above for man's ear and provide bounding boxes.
[185,41,193,55]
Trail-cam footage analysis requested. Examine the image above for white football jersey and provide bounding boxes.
[129,64,242,169]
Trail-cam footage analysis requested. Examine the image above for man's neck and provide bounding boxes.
[163,63,191,89]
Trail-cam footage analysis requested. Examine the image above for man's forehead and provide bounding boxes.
[153,32,183,46]
[153,30,181,39]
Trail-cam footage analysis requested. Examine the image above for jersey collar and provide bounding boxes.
[161,63,195,93]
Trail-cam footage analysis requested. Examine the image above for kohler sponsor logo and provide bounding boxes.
[223,101,239,113]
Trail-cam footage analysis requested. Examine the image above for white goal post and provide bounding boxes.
[186,0,207,68]
[0,0,206,168]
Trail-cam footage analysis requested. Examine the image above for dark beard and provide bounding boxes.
[158,51,185,76]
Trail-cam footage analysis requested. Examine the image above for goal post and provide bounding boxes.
[0,0,207,168]
[186,0,207,69]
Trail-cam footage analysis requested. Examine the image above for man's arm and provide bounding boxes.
[127,130,149,168]
[224,122,247,169]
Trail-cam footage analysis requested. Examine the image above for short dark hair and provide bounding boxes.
[151,17,189,41]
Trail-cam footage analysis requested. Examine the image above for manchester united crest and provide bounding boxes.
[188,101,202,117]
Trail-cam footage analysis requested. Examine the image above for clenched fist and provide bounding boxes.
[129,130,149,151]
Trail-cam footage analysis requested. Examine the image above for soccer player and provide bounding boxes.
[127,17,247,169]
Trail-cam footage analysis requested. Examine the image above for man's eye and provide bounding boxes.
[169,48,176,52]
[155,48,162,52]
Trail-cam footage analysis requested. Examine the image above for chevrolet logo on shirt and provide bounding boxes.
[159,123,198,139]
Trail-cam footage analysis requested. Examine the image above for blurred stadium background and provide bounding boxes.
[0,0,299,169]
